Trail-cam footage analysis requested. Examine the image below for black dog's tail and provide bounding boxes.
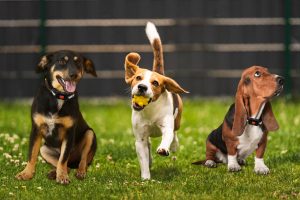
[145,22,164,75]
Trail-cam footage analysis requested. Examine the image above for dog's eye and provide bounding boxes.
[254,71,261,77]
[136,76,142,81]
[58,59,67,65]
[152,80,159,87]
[74,56,81,63]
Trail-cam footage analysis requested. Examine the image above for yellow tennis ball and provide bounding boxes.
[132,95,150,107]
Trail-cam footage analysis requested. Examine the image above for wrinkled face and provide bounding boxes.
[241,66,284,99]
[37,50,97,93]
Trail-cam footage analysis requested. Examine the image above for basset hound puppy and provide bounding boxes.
[194,66,284,174]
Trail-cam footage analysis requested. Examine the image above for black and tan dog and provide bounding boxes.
[16,50,97,184]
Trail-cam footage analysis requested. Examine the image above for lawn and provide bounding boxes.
[1,98,300,199]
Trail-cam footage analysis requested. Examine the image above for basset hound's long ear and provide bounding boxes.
[124,52,140,84]
[262,102,279,131]
[232,81,248,136]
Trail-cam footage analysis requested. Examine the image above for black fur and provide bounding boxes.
[29,50,97,168]
[207,104,235,154]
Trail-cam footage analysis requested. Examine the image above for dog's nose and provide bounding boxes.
[276,76,284,86]
[70,73,78,79]
[138,84,148,93]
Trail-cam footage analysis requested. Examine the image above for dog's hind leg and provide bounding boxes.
[170,132,179,152]
[40,145,60,167]
[72,130,96,180]
[40,145,60,179]
[148,139,152,168]
[204,140,219,168]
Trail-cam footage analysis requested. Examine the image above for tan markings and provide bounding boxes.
[152,38,164,75]
[50,65,55,72]
[33,113,46,127]
[64,56,68,61]
[174,95,183,131]
[56,140,70,183]
[56,116,74,129]
[149,72,166,101]
[51,71,64,92]
[76,130,94,179]
[33,114,74,128]
[232,66,279,136]
[74,56,78,61]
[256,132,268,158]
[38,56,48,69]
[15,134,42,180]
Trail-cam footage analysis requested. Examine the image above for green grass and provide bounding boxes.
[1,98,300,199]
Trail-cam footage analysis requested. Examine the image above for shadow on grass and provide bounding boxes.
[151,166,182,181]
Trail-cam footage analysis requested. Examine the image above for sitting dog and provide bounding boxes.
[194,66,284,174]
[124,22,188,180]
[16,50,97,184]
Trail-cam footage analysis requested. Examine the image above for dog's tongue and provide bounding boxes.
[65,81,76,93]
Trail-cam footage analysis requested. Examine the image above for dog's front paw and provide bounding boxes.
[141,174,151,180]
[204,160,217,168]
[15,170,34,180]
[156,148,169,156]
[228,163,241,172]
[75,170,86,180]
[56,171,70,185]
[254,165,270,175]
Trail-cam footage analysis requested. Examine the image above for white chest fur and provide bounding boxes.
[237,124,264,159]
[45,114,56,136]
[132,91,174,138]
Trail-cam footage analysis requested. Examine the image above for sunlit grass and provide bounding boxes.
[0,98,300,199]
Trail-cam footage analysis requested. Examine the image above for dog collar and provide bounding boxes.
[44,78,75,100]
[247,118,263,126]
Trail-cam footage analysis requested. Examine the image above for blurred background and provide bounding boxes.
[0,0,299,98]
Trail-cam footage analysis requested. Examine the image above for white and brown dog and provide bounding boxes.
[124,22,188,180]
[194,66,284,174]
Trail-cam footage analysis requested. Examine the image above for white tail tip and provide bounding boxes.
[145,22,160,44]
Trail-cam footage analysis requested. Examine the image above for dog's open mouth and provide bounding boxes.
[132,95,152,111]
[274,85,284,97]
[56,75,76,93]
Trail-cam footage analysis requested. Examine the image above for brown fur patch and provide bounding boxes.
[152,38,164,75]
[15,135,42,180]
[232,66,279,136]
[33,113,74,129]
[174,94,183,131]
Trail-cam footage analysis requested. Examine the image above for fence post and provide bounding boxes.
[284,0,292,97]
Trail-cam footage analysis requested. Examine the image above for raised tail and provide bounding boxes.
[145,22,164,75]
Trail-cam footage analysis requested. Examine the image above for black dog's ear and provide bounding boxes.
[83,57,97,77]
[36,53,52,73]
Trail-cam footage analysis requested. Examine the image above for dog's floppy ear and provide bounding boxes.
[164,77,189,94]
[36,53,53,73]
[83,57,97,77]
[262,102,279,131]
[232,82,248,136]
[124,52,140,84]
